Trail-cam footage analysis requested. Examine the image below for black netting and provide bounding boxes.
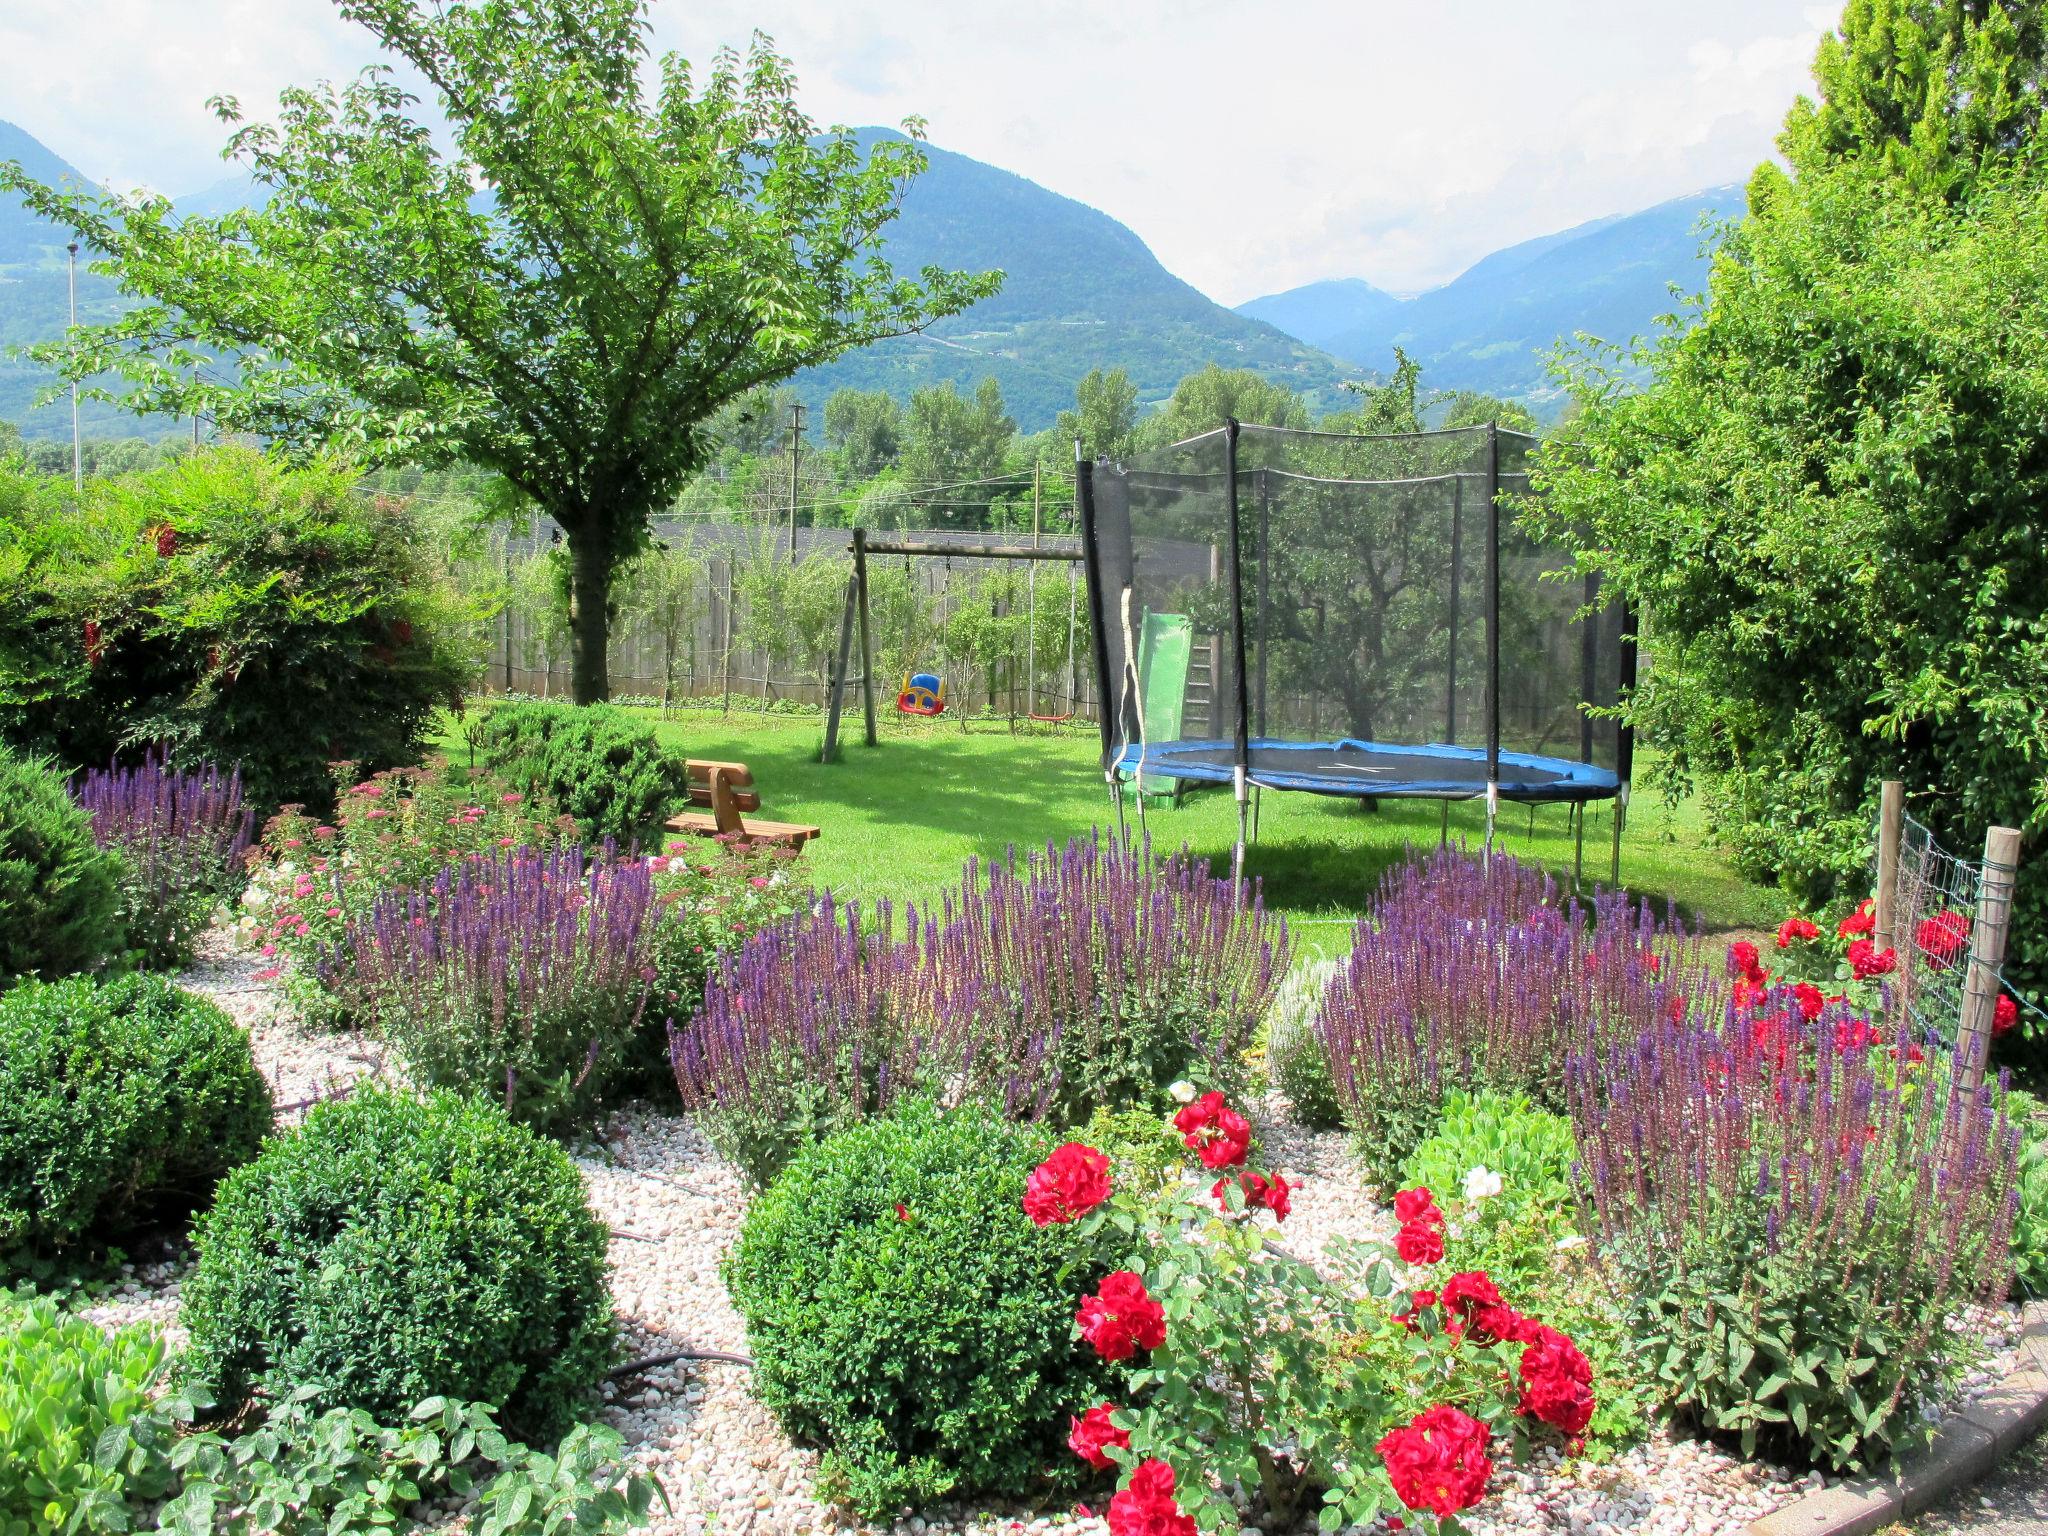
[1080,421,1631,808]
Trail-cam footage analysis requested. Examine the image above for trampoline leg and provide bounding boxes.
[1483,782,1499,867]
[1609,788,1628,889]
[1232,767,1249,892]
[1438,801,1449,849]
[1252,785,1263,844]
[1573,803,1586,896]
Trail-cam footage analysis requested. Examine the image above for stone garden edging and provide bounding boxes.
[1748,1301,2048,1536]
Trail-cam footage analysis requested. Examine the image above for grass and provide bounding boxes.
[449,703,1779,943]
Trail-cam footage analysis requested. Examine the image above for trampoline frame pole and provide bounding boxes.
[1612,599,1641,887]
[1075,452,1125,837]
[1222,419,1253,886]
[1483,422,1502,861]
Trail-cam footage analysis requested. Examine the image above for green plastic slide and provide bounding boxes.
[1133,610,1193,799]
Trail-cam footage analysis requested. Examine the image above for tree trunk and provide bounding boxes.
[566,527,612,704]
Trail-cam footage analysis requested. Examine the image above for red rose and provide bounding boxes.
[1393,1187,1442,1225]
[1914,910,1969,969]
[1838,899,1876,939]
[1173,1092,1251,1169]
[1376,1404,1493,1517]
[1439,1272,1523,1343]
[1212,1170,1291,1221]
[1396,1218,1445,1265]
[154,524,178,558]
[1078,1271,1166,1361]
[82,618,104,669]
[1068,1401,1129,1471]
[1777,916,1819,948]
[1518,1323,1595,1436]
[1729,940,1762,979]
[1847,938,1897,981]
[1024,1142,1113,1226]
[1107,1458,1196,1536]
[1995,994,2019,1037]
[1393,1288,1437,1331]
[1792,981,1825,1022]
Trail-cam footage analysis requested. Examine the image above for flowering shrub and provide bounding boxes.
[674,836,1286,1184]
[314,844,661,1134]
[1031,1094,1594,1534]
[1765,900,1898,1015]
[71,752,253,968]
[724,1102,1116,1518]
[1570,999,2019,1469]
[237,759,576,1025]
[1315,849,1706,1182]
[0,447,484,811]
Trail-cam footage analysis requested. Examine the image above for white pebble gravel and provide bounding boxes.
[74,946,2025,1536]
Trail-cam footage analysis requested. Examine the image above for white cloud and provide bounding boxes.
[2,0,1830,302]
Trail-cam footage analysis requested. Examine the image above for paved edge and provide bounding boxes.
[1747,1301,2048,1536]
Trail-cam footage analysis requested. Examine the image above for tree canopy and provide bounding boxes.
[1532,0,2048,995]
[0,0,999,701]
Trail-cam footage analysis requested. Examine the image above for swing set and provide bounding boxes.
[820,527,1086,762]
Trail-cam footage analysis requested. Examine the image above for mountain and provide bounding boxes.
[1235,187,1744,418]
[0,120,1358,437]
[794,128,1358,426]
[0,120,142,438]
[1233,277,1403,357]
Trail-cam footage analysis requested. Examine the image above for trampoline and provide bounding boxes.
[1075,419,1638,882]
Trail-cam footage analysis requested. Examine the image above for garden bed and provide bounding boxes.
[68,934,2021,1536]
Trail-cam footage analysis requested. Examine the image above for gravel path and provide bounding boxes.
[73,938,2020,1536]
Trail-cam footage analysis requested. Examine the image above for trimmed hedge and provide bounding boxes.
[180,1088,614,1439]
[726,1102,1114,1517]
[0,973,271,1260]
[471,699,691,847]
[0,747,127,983]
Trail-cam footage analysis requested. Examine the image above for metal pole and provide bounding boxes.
[1222,420,1253,884]
[1873,780,1905,953]
[1028,460,1041,715]
[787,401,806,552]
[854,528,878,747]
[1956,825,2022,1097]
[66,242,81,492]
[1074,451,1116,777]
[1483,422,1501,859]
[1612,600,1640,888]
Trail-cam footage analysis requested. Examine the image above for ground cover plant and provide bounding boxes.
[0,972,271,1266]
[0,745,128,983]
[726,1101,1116,1518]
[181,1086,615,1439]
[71,753,253,969]
[470,698,694,847]
[1570,994,2020,1470]
[673,834,1286,1184]
[0,448,482,810]
[0,1291,660,1536]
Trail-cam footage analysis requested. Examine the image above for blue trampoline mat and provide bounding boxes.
[1114,737,1620,804]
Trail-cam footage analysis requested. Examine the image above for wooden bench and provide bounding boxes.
[665,759,820,852]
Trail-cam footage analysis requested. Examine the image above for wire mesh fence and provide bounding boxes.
[1884,810,2038,1045]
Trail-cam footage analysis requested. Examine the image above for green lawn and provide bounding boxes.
[448,705,1777,944]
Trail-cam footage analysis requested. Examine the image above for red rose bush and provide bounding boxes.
[1024,1105,1591,1534]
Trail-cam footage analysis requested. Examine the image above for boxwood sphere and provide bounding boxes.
[725,1101,1116,1518]
[0,972,272,1259]
[0,747,127,983]
[181,1087,614,1439]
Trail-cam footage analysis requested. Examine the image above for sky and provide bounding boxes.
[1,0,1837,305]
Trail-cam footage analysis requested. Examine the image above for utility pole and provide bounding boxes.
[786,401,806,555]
[66,242,81,492]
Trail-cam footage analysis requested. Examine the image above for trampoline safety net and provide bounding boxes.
[1078,420,1635,847]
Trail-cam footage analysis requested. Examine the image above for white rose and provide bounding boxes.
[241,886,270,911]
[1461,1165,1503,1203]
[1555,1232,1588,1252]
[1168,1080,1197,1104]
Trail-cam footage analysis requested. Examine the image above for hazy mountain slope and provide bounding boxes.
[1233,277,1403,356]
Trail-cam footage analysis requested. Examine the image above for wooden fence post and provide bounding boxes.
[1873,780,1904,952]
[1955,824,2022,1096]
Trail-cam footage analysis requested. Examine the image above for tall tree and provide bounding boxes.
[822,387,903,479]
[1532,0,2048,993]
[0,0,999,702]
[1140,365,1306,447]
[898,378,1015,527]
[1057,366,1139,461]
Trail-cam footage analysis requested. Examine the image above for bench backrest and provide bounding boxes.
[685,759,761,832]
